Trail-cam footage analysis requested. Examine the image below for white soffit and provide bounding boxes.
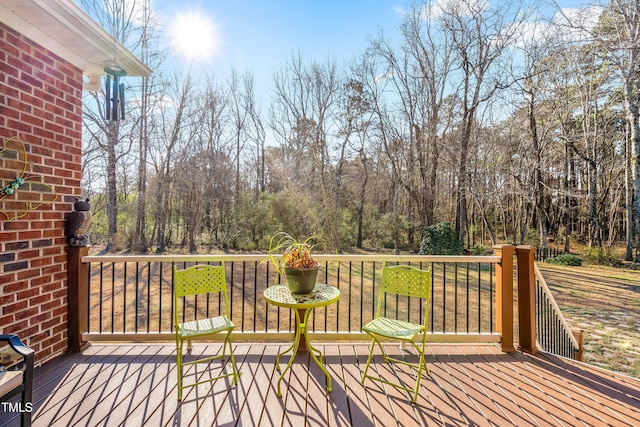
[0,0,152,77]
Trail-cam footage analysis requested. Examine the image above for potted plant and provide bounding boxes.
[265,232,321,294]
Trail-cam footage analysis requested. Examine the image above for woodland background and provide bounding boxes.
[78,0,640,260]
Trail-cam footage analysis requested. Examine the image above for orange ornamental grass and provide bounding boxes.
[264,232,321,275]
[282,245,319,269]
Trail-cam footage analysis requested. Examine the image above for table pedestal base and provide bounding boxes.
[275,307,332,397]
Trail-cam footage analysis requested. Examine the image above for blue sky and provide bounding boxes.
[153,0,592,99]
[155,0,404,88]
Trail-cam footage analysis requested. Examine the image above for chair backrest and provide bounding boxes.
[173,264,229,323]
[377,264,432,323]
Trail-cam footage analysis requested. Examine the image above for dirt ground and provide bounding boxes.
[537,263,640,379]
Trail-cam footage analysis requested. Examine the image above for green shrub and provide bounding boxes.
[470,244,487,255]
[419,221,464,255]
[582,247,621,266]
[545,253,582,266]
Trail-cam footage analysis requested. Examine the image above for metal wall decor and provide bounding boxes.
[0,136,58,221]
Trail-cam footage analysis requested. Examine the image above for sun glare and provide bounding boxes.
[169,11,220,62]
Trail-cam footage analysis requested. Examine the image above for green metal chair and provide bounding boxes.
[173,264,240,400]
[361,264,432,403]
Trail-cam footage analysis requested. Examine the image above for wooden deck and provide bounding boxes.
[1,342,639,426]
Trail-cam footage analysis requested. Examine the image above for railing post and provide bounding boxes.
[67,246,90,352]
[516,245,538,355]
[573,329,584,361]
[494,244,515,352]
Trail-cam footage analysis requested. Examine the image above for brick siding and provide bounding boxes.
[0,22,83,365]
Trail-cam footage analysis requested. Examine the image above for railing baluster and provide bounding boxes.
[229,261,234,323]
[82,254,513,342]
[336,260,341,333]
[466,264,470,333]
[430,262,435,332]
[241,261,246,332]
[265,262,270,333]
[443,262,447,331]
[348,262,353,333]
[478,262,482,332]
[489,263,494,333]
[145,262,151,333]
[134,262,139,333]
[253,261,258,333]
[124,262,129,333]
[454,263,459,333]
[359,261,364,331]
[110,262,115,333]
[372,262,377,326]
[98,262,103,333]
[533,262,579,360]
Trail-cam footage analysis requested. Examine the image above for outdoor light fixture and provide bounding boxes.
[104,65,127,121]
[83,75,101,91]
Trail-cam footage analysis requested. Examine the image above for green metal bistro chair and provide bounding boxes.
[173,264,240,400]
[361,264,432,403]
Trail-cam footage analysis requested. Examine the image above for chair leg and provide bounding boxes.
[176,338,183,400]
[220,337,228,360]
[21,390,32,427]
[361,338,376,383]
[226,335,240,384]
[412,338,429,403]
[22,366,33,427]
[373,336,389,363]
[412,353,426,403]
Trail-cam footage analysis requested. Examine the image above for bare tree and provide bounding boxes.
[342,54,379,248]
[560,1,640,258]
[600,0,640,259]
[80,0,151,252]
[270,53,343,247]
[133,0,165,253]
[508,10,561,253]
[151,74,196,252]
[369,1,454,235]
[241,71,267,196]
[438,0,525,244]
[227,70,249,205]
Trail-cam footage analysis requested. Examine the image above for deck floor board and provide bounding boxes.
[1,343,639,427]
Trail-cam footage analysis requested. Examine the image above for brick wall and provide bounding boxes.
[0,22,83,365]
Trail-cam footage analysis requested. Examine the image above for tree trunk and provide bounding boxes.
[627,83,640,260]
[527,85,548,253]
[356,154,368,249]
[135,76,149,253]
[587,158,602,247]
[626,118,634,260]
[564,143,572,253]
[154,179,166,253]
[456,120,471,245]
[105,120,119,253]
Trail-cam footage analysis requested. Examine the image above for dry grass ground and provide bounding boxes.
[86,260,497,336]
[83,249,640,380]
[538,262,640,379]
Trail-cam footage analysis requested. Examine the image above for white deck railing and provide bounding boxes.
[77,253,502,344]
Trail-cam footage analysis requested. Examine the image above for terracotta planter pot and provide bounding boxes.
[285,266,320,294]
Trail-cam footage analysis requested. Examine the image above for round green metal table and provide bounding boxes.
[263,283,340,397]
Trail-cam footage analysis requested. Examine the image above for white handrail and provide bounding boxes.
[82,253,501,264]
